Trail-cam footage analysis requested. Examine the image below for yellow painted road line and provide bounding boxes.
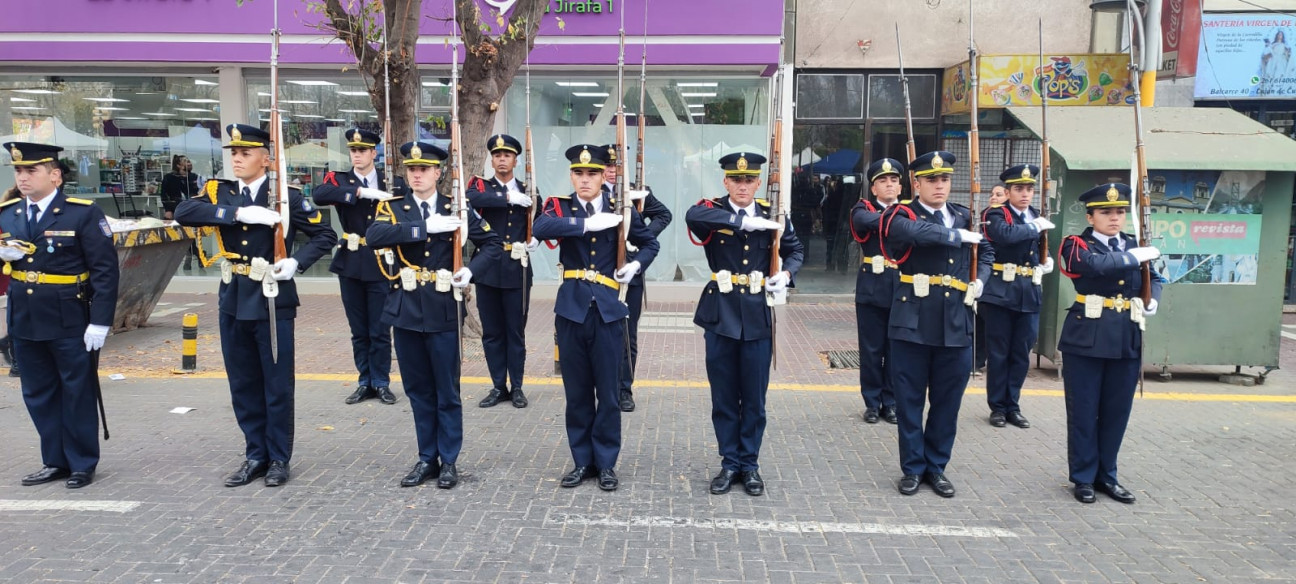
[114,371,1296,403]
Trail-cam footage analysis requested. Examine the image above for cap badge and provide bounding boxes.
[1022,166,1032,179]
[736,156,749,171]
[579,148,592,164]
[351,130,362,142]
[410,144,423,160]
[1106,185,1119,202]
[931,154,944,169]
[881,160,893,173]
[231,126,243,142]
[495,136,506,150]
[606,146,616,161]
[10,146,21,162]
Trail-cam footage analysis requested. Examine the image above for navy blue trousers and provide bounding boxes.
[890,339,971,476]
[338,275,392,389]
[619,281,645,394]
[855,302,895,410]
[981,302,1040,414]
[1062,353,1139,485]
[15,336,99,472]
[219,313,296,463]
[475,283,528,393]
[556,308,623,469]
[704,331,771,472]
[392,327,463,465]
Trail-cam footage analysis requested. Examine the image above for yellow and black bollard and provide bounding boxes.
[180,313,198,372]
[553,330,561,375]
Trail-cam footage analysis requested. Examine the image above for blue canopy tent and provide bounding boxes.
[799,148,861,176]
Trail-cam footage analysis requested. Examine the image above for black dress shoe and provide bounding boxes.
[224,460,268,487]
[880,406,898,424]
[742,470,765,496]
[66,471,94,489]
[376,386,398,405]
[345,385,376,405]
[1074,483,1096,504]
[619,390,635,412]
[1006,411,1031,429]
[511,388,528,408]
[21,466,70,486]
[264,461,290,487]
[479,388,509,408]
[1097,482,1136,504]
[709,469,738,495]
[8,365,19,378]
[989,411,1007,427]
[0,335,12,366]
[898,474,921,495]
[437,463,458,489]
[925,472,956,498]
[863,408,880,424]
[561,466,597,488]
[400,461,439,487]
[598,468,619,491]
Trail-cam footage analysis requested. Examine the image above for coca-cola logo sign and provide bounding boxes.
[1165,0,1183,50]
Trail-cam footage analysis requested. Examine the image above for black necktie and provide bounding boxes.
[738,208,748,219]
[421,201,431,220]
[933,209,945,227]
[27,204,38,228]
[1109,237,1121,252]
[362,177,369,188]
[241,186,252,206]
[585,202,595,216]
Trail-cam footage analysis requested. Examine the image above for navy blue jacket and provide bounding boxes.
[175,179,337,320]
[465,175,541,289]
[365,194,501,333]
[0,191,119,340]
[313,168,403,282]
[604,184,673,286]
[1057,228,1165,360]
[849,199,899,308]
[685,196,805,341]
[879,201,993,348]
[980,204,1045,313]
[532,191,660,324]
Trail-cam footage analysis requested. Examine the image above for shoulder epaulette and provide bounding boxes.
[711,196,727,204]
[756,199,771,207]
[989,203,1004,208]
[948,202,971,211]
[0,198,21,208]
[899,199,912,205]
[549,193,572,200]
[288,185,302,193]
[65,197,94,205]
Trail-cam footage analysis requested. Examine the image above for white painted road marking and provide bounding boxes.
[548,513,1018,538]
[149,302,206,319]
[0,500,141,513]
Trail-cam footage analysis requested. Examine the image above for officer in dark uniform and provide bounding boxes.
[850,158,904,425]
[879,151,992,498]
[312,128,399,406]
[686,152,804,497]
[466,134,540,409]
[979,164,1057,429]
[532,144,660,492]
[366,141,501,489]
[175,124,337,488]
[600,144,673,412]
[1,141,119,489]
[1057,183,1163,504]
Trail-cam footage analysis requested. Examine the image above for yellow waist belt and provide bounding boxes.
[861,255,899,270]
[992,263,1036,276]
[10,270,90,285]
[1075,294,1133,312]
[562,269,620,291]
[900,273,968,291]
[710,272,765,286]
[341,232,367,245]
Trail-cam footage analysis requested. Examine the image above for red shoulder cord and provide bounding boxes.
[543,197,563,250]
[1057,235,1088,279]
[981,206,1012,242]
[687,198,717,246]
[849,200,878,244]
[878,204,916,266]
[471,177,486,192]
[323,171,338,187]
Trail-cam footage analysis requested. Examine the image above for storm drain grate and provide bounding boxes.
[823,350,860,369]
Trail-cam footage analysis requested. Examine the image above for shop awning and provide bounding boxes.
[1006,106,1296,172]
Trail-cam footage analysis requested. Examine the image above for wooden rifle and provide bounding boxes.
[614,7,631,304]
[966,2,982,300]
[895,23,917,188]
[633,10,647,213]
[1038,18,1051,260]
[523,47,536,312]
[765,63,792,368]
[265,0,290,363]
[450,0,469,357]
[1127,6,1153,306]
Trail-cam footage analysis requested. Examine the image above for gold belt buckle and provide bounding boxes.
[584,270,597,282]
[1113,295,1125,313]
[419,270,433,283]
[940,274,952,287]
[736,274,749,285]
[24,272,37,283]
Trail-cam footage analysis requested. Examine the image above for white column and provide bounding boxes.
[217,66,246,180]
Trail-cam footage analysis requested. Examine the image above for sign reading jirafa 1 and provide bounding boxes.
[483,0,615,15]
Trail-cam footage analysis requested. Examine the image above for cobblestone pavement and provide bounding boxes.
[0,286,1291,583]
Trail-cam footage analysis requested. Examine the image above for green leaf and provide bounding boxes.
[1098,72,1113,86]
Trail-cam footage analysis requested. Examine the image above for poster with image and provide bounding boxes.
[1195,14,1296,99]
[1146,170,1264,285]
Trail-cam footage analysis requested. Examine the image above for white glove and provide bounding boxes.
[957,229,983,245]
[235,206,281,226]
[614,260,641,284]
[425,214,463,234]
[1129,246,1161,263]
[1040,257,1055,275]
[765,271,790,292]
[84,324,109,352]
[625,241,639,254]
[584,213,623,233]
[451,267,472,289]
[271,258,299,281]
[0,242,26,262]
[508,191,533,207]
[969,279,984,299]
[740,216,782,232]
[1142,298,1158,316]
[358,187,394,201]
[627,189,650,202]
[525,237,540,252]
[1030,217,1056,232]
